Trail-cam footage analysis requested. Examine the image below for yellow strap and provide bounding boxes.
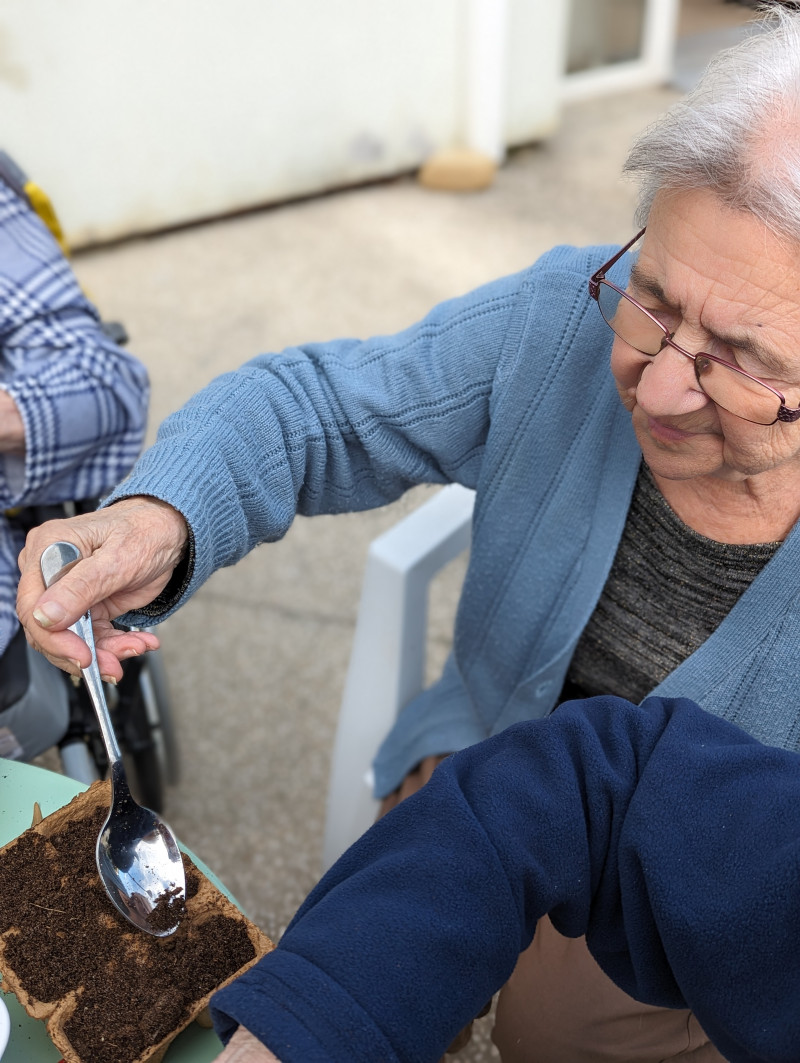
[23,180,70,256]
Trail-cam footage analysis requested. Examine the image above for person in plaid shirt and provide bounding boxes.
[0,173,148,760]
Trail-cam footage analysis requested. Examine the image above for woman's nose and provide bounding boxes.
[634,341,710,418]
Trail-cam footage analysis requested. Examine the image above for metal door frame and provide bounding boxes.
[562,0,681,99]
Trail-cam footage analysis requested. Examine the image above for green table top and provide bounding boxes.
[0,759,232,1063]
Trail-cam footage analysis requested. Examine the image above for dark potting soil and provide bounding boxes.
[0,805,256,1063]
[147,885,189,936]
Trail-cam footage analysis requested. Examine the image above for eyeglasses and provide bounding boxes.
[588,229,800,426]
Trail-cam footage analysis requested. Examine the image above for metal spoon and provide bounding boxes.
[40,541,186,937]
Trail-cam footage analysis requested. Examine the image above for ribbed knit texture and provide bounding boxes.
[564,464,781,703]
[105,243,800,792]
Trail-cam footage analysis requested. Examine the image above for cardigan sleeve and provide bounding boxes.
[210,695,800,1063]
[104,264,540,623]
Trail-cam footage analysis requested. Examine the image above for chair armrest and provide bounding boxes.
[322,484,475,870]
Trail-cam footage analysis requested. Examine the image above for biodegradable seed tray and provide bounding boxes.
[0,781,273,1063]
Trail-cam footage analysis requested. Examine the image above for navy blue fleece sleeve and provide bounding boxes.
[211,696,800,1063]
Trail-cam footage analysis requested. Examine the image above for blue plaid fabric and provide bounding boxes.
[0,180,149,657]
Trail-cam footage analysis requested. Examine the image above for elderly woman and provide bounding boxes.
[16,9,800,1062]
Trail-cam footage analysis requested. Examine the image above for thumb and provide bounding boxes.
[28,550,117,631]
[31,595,69,629]
[18,526,105,631]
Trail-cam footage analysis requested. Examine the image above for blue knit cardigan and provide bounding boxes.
[109,244,800,795]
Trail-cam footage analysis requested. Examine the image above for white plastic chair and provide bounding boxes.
[322,483,475,871]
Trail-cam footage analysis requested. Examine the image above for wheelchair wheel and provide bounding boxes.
[122,693,165,814]
[110,649,179,815]
[137,649,180,784]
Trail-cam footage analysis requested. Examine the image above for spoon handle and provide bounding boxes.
[39,541,122,766]
[71,609,123,766]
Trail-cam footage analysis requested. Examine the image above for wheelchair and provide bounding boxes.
[6,500,181,815]
[0,149,179,814]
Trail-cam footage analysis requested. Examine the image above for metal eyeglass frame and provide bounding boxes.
[588,227,800,426]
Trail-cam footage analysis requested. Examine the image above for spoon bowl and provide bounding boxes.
[40,541,186,936]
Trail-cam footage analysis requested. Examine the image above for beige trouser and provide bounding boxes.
[491,916,725,1063]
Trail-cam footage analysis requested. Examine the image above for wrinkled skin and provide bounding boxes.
[16,496,187,682]
[610,188,800,544]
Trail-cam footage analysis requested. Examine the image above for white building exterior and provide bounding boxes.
[0,0,679,246]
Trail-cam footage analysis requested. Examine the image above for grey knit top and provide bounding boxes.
[562,464,782,705]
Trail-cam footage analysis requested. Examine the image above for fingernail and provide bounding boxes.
[33,602,66,628]
[101,675,117,686]
[71,660,83,672]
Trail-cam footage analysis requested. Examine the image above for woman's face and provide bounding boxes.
[610,188,800,484]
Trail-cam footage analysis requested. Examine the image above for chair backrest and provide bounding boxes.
[322,483,475,871]
[0,150,70,254]
[0,150,128,347]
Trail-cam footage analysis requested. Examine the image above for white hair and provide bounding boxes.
[624,5,800,241]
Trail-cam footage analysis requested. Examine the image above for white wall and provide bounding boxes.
[0,0,569,246]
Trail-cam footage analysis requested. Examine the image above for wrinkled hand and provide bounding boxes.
[17,496,189,682]
[212,1026,281,1062]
